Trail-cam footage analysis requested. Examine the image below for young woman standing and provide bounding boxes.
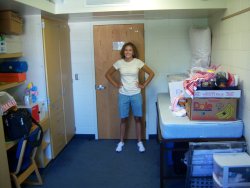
[105,42,154,152]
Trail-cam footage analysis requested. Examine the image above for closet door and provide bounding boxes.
[59,23,75,143]
[42,19,66,158]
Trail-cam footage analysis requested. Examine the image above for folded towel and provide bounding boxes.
[0,92,17,115]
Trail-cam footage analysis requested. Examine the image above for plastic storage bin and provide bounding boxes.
[213,152,250,188]
[185,141,246,188]
[186,141,246,177]
[0,73,26,82]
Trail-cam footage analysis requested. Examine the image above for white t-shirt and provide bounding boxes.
[113,58,144,96]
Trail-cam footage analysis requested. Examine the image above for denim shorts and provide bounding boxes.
[118,93,143,118]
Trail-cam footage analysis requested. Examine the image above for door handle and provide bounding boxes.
[95,84,106,90]
[75,74,79,80]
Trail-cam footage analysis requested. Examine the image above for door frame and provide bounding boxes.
[91,22,148,139]
[70,20,149,140]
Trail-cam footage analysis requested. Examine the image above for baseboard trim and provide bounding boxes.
[74,134,157,140]
[74,134,95,140]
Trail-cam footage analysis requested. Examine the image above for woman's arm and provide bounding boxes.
[105,66,122,88]
[137,64,155,89]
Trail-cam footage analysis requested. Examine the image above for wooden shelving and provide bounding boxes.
[5,140,18,150]
[0,53,23,59]
[0,81,25,91]
[35,116,52,168]
[41,141,50,150]
[44,156,51,167]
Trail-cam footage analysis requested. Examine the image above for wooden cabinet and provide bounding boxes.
[59,23,75,143]
[42,18,75,158]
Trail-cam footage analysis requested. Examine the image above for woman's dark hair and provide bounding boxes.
[120,42,138,59]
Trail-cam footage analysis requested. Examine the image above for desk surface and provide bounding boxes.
[157,93,243,139]
[5,117,49,150]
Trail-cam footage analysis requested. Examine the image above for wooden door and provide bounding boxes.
[94,24,145,139]
[59,23,76,143]
[42,18,66,157]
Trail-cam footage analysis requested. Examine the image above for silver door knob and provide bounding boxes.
[95,84,106,90]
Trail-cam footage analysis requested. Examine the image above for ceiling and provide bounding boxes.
[0,0,41,16]
[0,0,225,21]
[68,9,224,22]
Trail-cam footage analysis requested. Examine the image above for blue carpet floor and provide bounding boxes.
[24,137,185,188]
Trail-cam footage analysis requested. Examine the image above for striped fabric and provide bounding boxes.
[0,92,17,115]
[183,71,215,97]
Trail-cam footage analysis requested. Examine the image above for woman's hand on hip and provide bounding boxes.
[136,82,145,89]
[116,82,123,88]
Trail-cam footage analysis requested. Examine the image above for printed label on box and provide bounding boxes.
[186,98,237,121]
[185,90,241,98]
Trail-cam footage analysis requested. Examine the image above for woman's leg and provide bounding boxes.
[131,93,143,142]
[116,117,128,152]
[120,118,128,142]
[118,93,130,142]
[134,117,142,142]
[134,116,145,152]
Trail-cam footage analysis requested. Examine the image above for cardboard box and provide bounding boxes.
[169,83,241,105]
[186,98,237,121]
[168,81,185,103]
[0,11,23,34]
[4,35,22,53]
[185,90,241,98]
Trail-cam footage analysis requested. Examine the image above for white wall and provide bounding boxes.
[69,22,98,136]
[145,18,207,135]
[69,18,208,138]
[209,0,250,149]
[22,15,47,104]
[8,15,48,110]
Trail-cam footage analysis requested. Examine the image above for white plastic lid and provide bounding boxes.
[213,152,250,167]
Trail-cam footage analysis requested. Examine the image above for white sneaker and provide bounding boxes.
[116,142,124,152]
[137,141,145,152]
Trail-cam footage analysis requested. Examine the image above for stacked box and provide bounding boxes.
[0,11,23,34]
[0,73,26,82]
[185,90,241,121]
[213,152,250,188]
[4,35,22,54]
[186,142,246,177]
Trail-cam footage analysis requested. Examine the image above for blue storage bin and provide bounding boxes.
[0,60,28,73]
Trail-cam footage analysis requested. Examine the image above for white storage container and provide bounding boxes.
[213,152,250,188]
[186,141,246,177]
